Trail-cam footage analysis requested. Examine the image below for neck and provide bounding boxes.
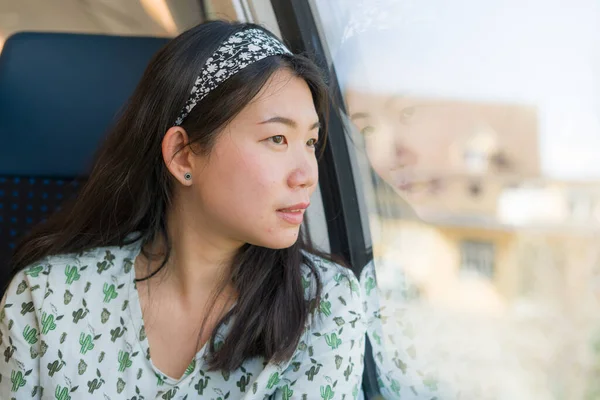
[139,208,242,303]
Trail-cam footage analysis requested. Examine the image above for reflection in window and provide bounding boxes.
[316,0,600,397]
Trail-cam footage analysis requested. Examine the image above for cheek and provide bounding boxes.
[218,151,282,211]
[365,132,395,178]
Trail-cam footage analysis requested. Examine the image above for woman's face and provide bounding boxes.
[345,89,454,209]
[344,88,517,216]
[190,68,320,249]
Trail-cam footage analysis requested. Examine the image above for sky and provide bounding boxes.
[316,0,600,180]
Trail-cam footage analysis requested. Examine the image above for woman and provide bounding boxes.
[0,21,366,399]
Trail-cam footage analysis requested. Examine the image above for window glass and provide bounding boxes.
[314,0,600,398]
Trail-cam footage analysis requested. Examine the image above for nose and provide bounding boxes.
[394,142,419,168]
[287,151,318,190]
[387,121,418,169]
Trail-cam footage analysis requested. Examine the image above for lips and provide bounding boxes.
[277,202,310,212]
[276,202,310,225]
[393,173,440,194]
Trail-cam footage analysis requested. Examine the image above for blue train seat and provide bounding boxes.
[0,31,169,286]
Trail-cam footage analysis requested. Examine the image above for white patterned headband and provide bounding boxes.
[174,28,293,126]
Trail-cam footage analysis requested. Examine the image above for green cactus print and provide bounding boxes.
[352,384,359,399]
[41,312,57,335]
[47,360,63,377]
[325,333,342,350]
[102,283,118,303]
[24,265,43,277]
[236,374,249,392]
[79,333,94,354]
[194,375,209,394]
[267,371,280,389]
[110,326,126,342]
[21,301,34,315]
[118,350,132,372]
[305,363,322,381]
[64,265,81,285]
[23,325,38,345]
[320,384,334,400]
[319,299,332,317]
[344,361,355,382]
[161,387,178,399]
[372,330,382,346]
[87,378,103,394]
[55,384,71,400]
[0,242,367,398]
[390,379,401,396]
[281,384,294,400]
[96,261,110,274]
[364,277,376,296]
[184,359,196,376]
[359,261,451,399]
[96,250,116,274]
[72,307,88,324]
[10,370,26,392]
[334,273,344,284]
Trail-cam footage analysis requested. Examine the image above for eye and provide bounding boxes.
[399,107,416,124]
[360,126,375,136]
[307,138,318,147]
[269,135,286,145]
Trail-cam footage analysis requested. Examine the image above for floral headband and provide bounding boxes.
[174,28,293,126]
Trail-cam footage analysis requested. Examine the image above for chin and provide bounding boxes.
[254,229,301,250]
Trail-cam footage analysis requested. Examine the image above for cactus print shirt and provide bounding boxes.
[0,239,366,399]
[359,260,458,399]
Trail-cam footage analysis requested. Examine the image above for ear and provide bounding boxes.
[162,126,195,186]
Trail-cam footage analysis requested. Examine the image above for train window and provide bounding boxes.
[313,0,600,398]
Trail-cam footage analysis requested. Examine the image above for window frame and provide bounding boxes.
[269,0,380,398]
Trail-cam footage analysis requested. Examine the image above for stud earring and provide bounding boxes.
[184,172,192,181]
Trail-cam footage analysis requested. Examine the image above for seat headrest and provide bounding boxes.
[0,32,170,177]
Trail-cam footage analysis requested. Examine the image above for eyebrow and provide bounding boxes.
[350,112,371,120]
[259,116,321,130]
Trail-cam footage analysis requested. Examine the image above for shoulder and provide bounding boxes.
[288,253,366,373]
[300,254,365,334]
[3,242,138,309]
[301,252,361,301]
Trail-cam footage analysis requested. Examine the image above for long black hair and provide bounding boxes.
[8,20,339,372]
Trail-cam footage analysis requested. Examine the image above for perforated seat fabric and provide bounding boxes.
[0,177,82,267]
[0,32,169,287]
